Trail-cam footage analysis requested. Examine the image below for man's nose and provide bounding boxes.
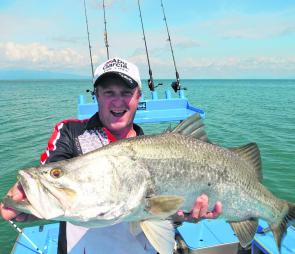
[111,95,125,106]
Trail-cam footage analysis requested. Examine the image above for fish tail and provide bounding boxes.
[271,202,295,251]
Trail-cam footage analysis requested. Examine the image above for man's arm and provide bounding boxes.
[40,120,77,164]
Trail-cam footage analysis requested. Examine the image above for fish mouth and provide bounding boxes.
[15,170,45,218]
[17,170,65,219]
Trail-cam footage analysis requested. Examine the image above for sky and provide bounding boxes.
[0,0,295,79]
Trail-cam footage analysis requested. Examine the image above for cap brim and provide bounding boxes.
[94,72,138,89]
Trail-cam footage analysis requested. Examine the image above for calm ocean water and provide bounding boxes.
[0,79,294,253]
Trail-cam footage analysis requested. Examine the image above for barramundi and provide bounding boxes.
[3,114,295,254]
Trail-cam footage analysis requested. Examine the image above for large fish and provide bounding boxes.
[3,114,295,254]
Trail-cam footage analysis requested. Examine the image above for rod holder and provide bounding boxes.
[165,90,172,99]
[151,91,158,100]
[179,89,185,99]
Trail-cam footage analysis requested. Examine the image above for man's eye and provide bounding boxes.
[104,91,114,96]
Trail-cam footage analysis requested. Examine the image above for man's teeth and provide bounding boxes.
[112,110,125,113]
[111,110,126,116]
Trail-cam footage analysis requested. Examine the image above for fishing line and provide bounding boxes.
[160,0,181,92]
[9,220,43,254]
[137,0,155,91]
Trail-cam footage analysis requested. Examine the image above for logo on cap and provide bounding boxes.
[103,58,129,72]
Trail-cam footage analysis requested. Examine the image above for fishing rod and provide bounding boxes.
[160,0,181,92]
[137,0,155,92]
[83,0,94,79]
[103,0,110,59]
[9,220,43,254]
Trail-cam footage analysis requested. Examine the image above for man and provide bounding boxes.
[1,57,222,253]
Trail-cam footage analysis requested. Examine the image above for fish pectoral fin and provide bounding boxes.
[140,220,175,254]
[146,195,184,216]
[229,219,258,248]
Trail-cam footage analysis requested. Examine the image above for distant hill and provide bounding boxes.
[0,69,88,80]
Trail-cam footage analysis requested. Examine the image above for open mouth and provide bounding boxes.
[110,110,127,117]
[16,170,66,219]
[5,173,44,218]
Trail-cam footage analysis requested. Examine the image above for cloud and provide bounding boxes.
[1,42,294,78]
[0,42,89,70]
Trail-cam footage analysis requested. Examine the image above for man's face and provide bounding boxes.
[96,76,141,136]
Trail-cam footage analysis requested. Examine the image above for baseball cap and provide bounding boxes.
[93,57,142,90]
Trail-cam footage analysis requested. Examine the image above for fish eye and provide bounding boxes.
[50,168,63,178]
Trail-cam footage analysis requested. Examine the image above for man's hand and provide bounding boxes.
[174,194,222,223]
[191,194,222,219]
[0,182,35,222]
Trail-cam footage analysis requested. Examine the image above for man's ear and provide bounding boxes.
[94,87,99,98]
[137,88,142,99]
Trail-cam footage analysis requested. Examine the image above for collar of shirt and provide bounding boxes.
[85,112,144,137]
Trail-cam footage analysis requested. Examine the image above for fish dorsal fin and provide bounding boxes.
[171,113,209,142]
[140,220,175,254]
[229,219,258,248]
[229,143,262,182]
[146,195,184,217]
